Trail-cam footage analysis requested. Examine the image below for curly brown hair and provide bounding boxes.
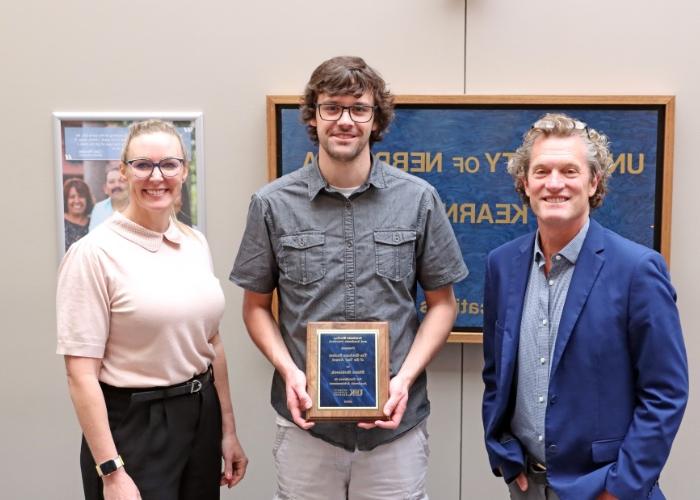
[506,113,613,209]
[300,56,394,145]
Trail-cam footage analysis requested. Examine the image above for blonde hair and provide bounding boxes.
[120,119,194,236]
[506,113,613,209]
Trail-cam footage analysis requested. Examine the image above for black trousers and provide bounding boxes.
[80,374,222,500]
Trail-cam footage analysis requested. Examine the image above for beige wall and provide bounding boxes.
[0,1,696,498]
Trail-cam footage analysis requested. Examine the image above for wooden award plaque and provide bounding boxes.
[306,321,389,422]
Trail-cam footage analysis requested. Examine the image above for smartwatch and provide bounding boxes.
[95,455,125,477]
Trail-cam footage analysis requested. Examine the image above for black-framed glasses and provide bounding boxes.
[316,103,376,123]
[126,157,184,179]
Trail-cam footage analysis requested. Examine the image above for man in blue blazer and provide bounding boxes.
[482,113,688,500]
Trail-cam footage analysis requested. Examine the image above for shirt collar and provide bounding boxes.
[534,218,590,266]
[306,154,387,200]
[108,211,182,252]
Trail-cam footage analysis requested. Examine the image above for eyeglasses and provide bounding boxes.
[532,118,591,138]
[126,157,185,179]
[316,103,376,123]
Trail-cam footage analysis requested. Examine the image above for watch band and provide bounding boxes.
[95,455,125,477]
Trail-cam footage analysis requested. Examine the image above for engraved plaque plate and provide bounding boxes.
[306,322,389,422]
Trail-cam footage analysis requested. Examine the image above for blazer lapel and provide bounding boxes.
[550,219,606,377]
[500,233,535,384]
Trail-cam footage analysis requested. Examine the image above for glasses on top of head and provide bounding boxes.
[316,103,376,123]
[126,157,184,179]
[532,118,591,138]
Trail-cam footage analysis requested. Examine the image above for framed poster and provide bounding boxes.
[267,95,675,343]
[53,111,204,259]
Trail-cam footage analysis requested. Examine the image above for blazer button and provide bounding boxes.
[550,395,558,405]
[548,444,558,454]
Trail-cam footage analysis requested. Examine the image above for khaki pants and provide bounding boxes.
[273,415,430,500]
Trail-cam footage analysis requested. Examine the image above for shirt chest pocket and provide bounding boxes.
[279,232,326,285]
[374,229,417,281]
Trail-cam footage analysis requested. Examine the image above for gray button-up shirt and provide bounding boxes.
[511,220,589,463]
[230,156,468,451]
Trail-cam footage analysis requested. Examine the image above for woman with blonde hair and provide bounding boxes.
[57,120,247,499]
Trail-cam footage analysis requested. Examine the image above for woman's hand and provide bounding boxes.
[103,468,141,499]
[210,333,250,488]
[220,432,248,488]
[66,356,138,498]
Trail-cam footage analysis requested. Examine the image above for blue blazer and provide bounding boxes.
[482,219,688,500]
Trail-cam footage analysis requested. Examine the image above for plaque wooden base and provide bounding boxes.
[306,321,389,422]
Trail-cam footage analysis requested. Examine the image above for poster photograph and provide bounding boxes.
[268,95,675,342]
[53,112,204,258]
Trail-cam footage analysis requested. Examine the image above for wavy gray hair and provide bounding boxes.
[506,113,613,209]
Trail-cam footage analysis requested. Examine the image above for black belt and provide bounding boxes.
[526,454,548,485]
[125,367,213,404]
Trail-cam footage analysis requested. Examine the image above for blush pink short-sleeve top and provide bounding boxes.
[56,212,225,388]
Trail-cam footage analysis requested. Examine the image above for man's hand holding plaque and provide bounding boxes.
[284,365,315,429]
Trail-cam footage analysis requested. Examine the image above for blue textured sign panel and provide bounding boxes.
[278,105,663,329]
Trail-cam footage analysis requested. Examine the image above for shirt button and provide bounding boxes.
[538,435,544,442]
[540,357,546,365]
[538,396,544,403]
[299,238,305,246]
[542,319,548,325]
[345,202,351,209]
[555,255,562,261]
[346,241,353,248]
[346,283,353,289]
[548,279,554,286]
